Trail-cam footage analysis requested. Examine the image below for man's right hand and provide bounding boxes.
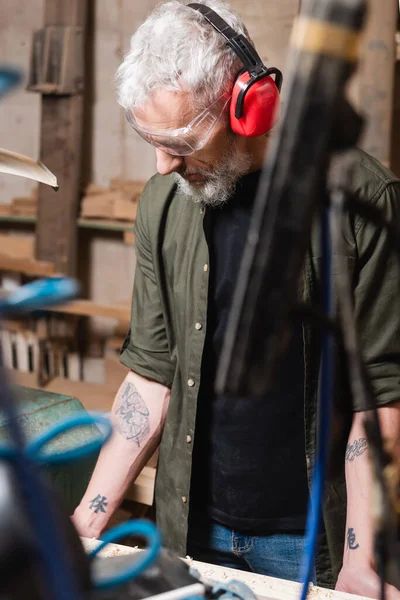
[71,505,105,540]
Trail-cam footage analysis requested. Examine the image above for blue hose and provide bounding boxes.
[299,208,334,599]
[0,277,85,598]
[27,412,112,465]
[0,277,162,595]
[0,410,112,465]
[90,520,162,590]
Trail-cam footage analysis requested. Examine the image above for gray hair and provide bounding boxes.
[116,0,253,112]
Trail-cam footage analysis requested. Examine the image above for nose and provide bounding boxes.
[156,148,184,175]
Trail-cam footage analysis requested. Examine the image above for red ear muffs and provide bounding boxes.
[187,3,283,138]
[230,71,281,137]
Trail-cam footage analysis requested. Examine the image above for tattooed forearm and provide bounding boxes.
[347,527,360,550]
[114,381,150,447]
[89,494,108,513]
[345,437,368,462]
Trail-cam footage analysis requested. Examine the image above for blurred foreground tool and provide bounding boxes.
[217,0,366,396]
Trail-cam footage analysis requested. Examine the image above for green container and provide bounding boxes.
[0,386,100,514]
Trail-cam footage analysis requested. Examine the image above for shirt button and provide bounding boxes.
[195,322,202,330]
[187,378,195,387]
[182,496,187,503]
[203,263,209,272]
[186,435,192,443]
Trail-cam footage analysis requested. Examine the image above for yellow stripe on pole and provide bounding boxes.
[291,17,362,62]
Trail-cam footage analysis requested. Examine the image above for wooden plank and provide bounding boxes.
[82,538,373,600]
[35,0,89,275]
[46,299,130,321]
[355,0,397,166]
[0,233,54,275]
[0,253,55,276]
[0,234,34,257]
[80,191,137,221]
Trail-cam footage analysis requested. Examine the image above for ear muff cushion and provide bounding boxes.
[230,71,280,137]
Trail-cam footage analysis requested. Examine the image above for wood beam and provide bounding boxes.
[34,0,89,275]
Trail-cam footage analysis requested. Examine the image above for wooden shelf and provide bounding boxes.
[0,254,55,276]
[0,215,36,224]
[77,218,134,232]
[0,215,135,233]
[47,299,131,321]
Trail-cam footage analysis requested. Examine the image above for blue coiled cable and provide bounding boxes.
[90,520,162,590]
[0,278,161,596]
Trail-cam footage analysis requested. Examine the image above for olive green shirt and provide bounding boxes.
[120,149,400,588]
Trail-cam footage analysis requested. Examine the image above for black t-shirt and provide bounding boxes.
[189,170,309,533]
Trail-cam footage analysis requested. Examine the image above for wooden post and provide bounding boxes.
[356,0,397,167]
[33,1,89,275]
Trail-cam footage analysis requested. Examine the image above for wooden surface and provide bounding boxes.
[82,538,373,600]
[35,0,89,275]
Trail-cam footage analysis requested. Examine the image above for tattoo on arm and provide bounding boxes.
[347,527,360,550]
[89,494,108,513]
[345,437,368,462]
[114,381,150,446]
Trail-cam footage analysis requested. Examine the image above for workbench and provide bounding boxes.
[82,538,372,600]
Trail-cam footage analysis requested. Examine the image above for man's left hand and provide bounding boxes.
[336,566,400,600]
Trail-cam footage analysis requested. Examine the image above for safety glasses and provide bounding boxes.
[125,94,231,156]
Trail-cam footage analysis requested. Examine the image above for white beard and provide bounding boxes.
[171,140,252,207]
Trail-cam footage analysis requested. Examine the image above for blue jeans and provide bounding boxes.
[187,515,315,584]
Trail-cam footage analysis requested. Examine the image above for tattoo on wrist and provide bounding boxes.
[115,381,150,446]
[345,437,368,462]
[347,527,360,550]
[89,494,108,514]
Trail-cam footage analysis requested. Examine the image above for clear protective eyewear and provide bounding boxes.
[125,94,231,156]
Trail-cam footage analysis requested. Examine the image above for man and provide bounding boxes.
[73,0,400,596]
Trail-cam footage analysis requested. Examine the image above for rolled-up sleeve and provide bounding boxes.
[354,182,400,409]
[120,186,175,388]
